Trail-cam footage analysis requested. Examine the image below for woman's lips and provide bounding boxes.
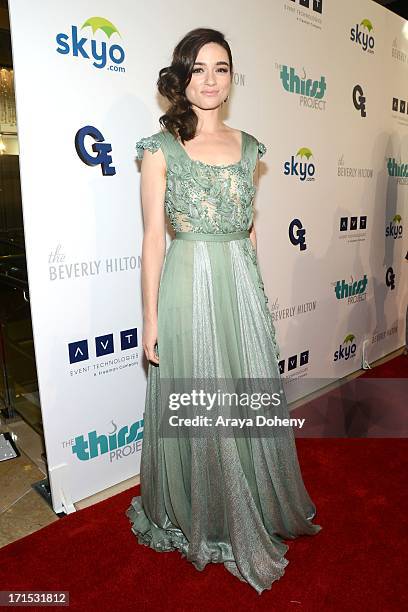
[202,91,219,96]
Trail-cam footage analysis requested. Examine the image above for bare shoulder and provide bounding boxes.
[224,125,244,141]
[226,125,260,146]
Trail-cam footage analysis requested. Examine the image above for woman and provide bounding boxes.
[126,27,322,594]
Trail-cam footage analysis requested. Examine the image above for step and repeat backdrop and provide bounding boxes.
[8,0,408,512]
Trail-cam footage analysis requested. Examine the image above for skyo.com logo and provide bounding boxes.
[350,19,375,53]
[56,16,125,72]
[283,147,316,181]
[333,334,357,362]
[385,215,403,240]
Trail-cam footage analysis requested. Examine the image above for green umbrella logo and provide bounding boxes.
[360,19,373,32]
[393,214,402,223]
[296,147,313,160]
[344,334,355,344]
[81,17,121,38]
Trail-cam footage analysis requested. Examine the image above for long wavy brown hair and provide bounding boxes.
[157,28,233,144]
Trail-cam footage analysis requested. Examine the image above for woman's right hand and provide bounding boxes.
[143,319,159,364]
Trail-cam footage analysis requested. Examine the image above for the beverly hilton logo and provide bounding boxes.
[392,37,407,65]
[56,16,126,72]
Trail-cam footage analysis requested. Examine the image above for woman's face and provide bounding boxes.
[185,42,232,111]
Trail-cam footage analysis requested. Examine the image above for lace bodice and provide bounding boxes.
[135,129,266,234]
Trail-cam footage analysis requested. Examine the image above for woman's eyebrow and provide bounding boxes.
[193,61,229,66]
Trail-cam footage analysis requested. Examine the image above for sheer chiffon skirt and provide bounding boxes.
[126,236,322,594]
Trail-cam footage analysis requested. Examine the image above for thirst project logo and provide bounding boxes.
[279,64,327,110]
[333,275,368,304]
[71,419,143,462]
[56,16,126,71]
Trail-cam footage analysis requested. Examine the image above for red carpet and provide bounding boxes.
[360,351,407,377]
[292,353,408,437]
[0,437,406,611]
[1,354,406,609]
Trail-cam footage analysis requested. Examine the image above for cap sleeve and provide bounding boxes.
[135,134,162,160]
[257,140,267,159]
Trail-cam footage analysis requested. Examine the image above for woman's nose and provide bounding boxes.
[205,75,216,85]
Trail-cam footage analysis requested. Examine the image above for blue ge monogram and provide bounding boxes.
[75,125,116,176]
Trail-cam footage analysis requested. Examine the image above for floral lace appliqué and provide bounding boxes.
[164,155,256,234]
[257,141,266,159]
[135,136,161,160]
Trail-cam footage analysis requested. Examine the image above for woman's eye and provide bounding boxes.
[192,67,229,73]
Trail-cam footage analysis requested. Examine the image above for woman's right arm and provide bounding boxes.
[139,146,166,364]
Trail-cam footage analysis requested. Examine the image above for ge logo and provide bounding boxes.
[289,218,307,251]
[75,125,116,176]
[352,85,366,118]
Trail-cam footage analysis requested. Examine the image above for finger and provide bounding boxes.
[145,346,159,364]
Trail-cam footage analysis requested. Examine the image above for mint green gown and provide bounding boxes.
[126,128,322,594]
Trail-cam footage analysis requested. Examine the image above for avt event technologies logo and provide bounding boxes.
[68,328,138,365]
[70,419,143,462]
[333,275,368,303]
[385,215,403,240]
[339,216,367,233]
[56,16,126,71]
[75,125,116,176]
[350,19,375,54]
[283,147,316,181]
[392,96,408,116]
[279,64,327,110]
[334,334,357,362]
[288,0,323,14]
[278,349,310,374]
[284,0,323,30]
[338,215,368,244]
